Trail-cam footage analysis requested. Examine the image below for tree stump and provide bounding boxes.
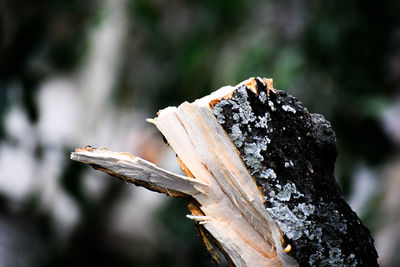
[71,77,378,266]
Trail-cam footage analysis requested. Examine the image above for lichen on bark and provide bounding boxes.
[212,78,378,266]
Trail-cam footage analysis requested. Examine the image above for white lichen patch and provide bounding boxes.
[282,104,296,114]
[235,86,256,124]
[276,183,303,201]
[254,135,270,150]
[260,168,277,181]
[295,203,315,216]
[230,124,246,148]
[227,99,240,110]
[284,160,294,168]
[213,100,227,124]
[268,100,276,111]
[247,124,252,133]
[284,162,289,168]
[309,247,357,266]
[267,203,304,240]
[255,113,270,128]
[276,188,292,201]
[259,91,267,103]
[243,143,263,170]
[316,248,358,267]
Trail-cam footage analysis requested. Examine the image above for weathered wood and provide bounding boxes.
[71,77,378,266]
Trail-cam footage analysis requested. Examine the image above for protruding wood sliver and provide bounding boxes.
[71,146,208,198]
[71,77,378,267]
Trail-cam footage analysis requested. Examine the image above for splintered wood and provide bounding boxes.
[71,77,378,267]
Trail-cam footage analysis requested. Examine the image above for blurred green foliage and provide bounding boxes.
[1,1,100,123]
[1,0,399,266]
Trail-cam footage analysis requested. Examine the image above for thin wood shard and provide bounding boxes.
[71,77,378,267]
[71,147,208,198]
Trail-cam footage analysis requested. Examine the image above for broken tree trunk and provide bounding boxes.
[71,77,378,266]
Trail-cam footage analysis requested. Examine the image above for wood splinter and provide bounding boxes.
[71,77,378,267]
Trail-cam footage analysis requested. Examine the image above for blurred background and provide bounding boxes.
[1,0,400,266]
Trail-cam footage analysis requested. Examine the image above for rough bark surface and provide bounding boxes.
[71,77,378,267]
[212,77,378,266]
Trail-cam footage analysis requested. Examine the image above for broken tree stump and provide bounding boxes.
[71,77,378,266]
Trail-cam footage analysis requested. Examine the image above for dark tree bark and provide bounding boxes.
[212,78,378,266]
